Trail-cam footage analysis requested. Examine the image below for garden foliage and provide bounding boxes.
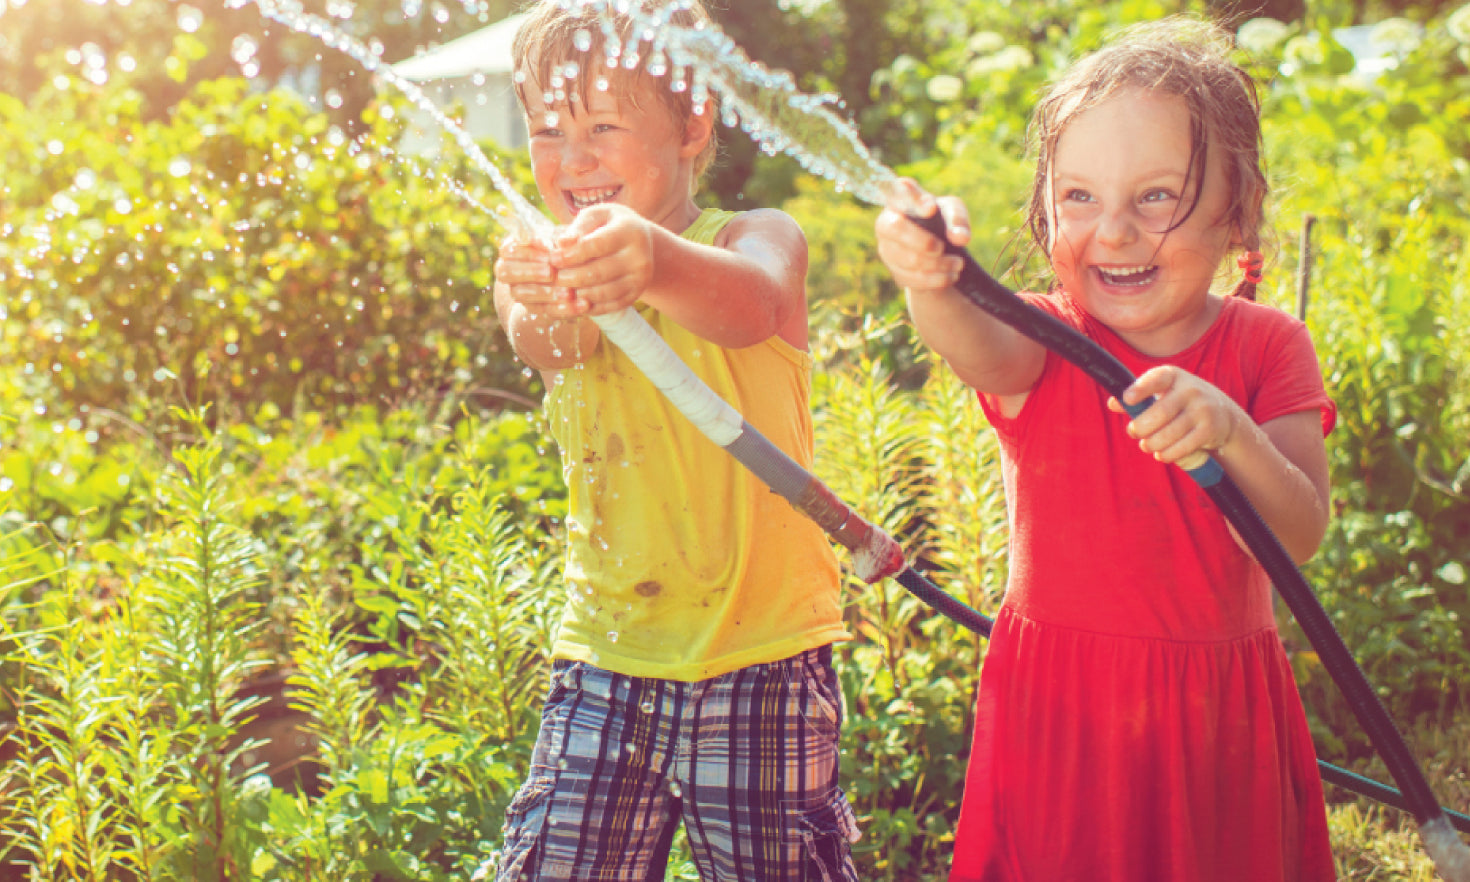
[2,0,1469,880]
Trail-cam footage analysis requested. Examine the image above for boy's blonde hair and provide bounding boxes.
[511,0,720,185]
[1023,17,1268,296]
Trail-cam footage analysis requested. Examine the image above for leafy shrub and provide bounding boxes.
[0,406,562,880]
[1252,11,1470,745]
[0,60,539,426]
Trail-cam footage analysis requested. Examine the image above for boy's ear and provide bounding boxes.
[679,101,715,158]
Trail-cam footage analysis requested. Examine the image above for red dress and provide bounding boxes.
[950,293,1339,882]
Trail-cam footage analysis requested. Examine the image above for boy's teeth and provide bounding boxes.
[570,187,620,208]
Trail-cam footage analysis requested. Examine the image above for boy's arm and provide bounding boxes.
[876,185,1045,397]
[645,208,810,350]
[493,238,602,374]
[549,205,810,350]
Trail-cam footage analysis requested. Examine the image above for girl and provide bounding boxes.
[875,18,1338,881]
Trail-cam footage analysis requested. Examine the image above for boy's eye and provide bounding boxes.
[592,122,621,134]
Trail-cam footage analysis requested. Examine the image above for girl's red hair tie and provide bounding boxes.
[1237,251,1265,285]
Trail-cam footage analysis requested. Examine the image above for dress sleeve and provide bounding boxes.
[972,291,1076,443]
[1248,315,1337,437]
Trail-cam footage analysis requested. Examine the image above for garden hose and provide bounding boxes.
[906,210,1470,879]
[220,0,1465,865]
[590,304,1470,848]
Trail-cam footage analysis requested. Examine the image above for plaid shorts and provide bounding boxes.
[491,645,861,882]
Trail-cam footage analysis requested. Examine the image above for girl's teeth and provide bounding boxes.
[1100,266,1154,285]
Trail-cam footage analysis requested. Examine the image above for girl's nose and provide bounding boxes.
[1095,205,1139,248]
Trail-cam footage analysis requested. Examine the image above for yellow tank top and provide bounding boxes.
[544,208,847,681]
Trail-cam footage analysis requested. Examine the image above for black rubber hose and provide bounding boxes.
[906,210,1450,830]
[896,567,993,638]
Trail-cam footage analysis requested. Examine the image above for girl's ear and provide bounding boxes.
[679,101,715,158]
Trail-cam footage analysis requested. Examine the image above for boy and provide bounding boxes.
[488,2,859,880]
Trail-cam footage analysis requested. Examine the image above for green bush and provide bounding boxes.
[4,2,1470,879]
[0,59,539,426]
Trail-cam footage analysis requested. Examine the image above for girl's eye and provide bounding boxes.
[593,123,620,134]
[1063,188,1093,203]
[1141,188,1176,204]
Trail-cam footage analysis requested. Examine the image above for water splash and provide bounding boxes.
[551,0,906,209]
[228,0,552,242]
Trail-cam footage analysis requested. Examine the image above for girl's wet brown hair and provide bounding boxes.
[1023,17,1267,299]
[511,0,720,184]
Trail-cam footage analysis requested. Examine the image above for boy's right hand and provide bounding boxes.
[494,238,587,319]
[875,178,972,295]
[547,203,658,317]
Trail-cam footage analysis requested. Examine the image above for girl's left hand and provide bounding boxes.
[1109,365,1239,465]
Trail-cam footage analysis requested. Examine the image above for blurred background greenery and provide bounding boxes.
[2,0,1468,878]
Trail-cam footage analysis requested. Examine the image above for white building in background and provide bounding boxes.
[388,12,529,152]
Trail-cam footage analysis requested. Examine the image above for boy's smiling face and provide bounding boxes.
[520,70,712,231]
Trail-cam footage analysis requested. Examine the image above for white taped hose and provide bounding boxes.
[591,309,744,447]
[1422,815,1470,882]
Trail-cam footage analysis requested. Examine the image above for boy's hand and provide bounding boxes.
[548,203,656,316]
[875,178,971,295]
[1110,366,1239,465]
[495,238,587,318]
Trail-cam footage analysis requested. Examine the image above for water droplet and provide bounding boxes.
[573,29,592,52]
[640,700,655,714]
[176,4,203,33]
[606,631,619,643]
[232,34,259,65]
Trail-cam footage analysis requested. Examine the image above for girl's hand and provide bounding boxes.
[1110,365,1239,465]
[547,203,656,316]
[875,178,971,295]
[494,238,586,318]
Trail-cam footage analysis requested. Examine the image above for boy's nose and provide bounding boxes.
[562,137,597,174]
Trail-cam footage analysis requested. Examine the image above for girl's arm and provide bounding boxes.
[547,204,810,351]
[1215,409,1330,564]
[1116,368,1330,563]
[877,183,1045,399]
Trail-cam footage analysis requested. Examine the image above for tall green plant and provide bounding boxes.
[3,562,122,881]
[143,413,271,880]
[814,348,978,880]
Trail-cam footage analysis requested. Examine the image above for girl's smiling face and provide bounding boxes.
[521,74,710,231]
[1046,87,1239,356]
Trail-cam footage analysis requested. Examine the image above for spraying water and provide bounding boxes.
[228,0,553,242]
[543,0,905,207]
